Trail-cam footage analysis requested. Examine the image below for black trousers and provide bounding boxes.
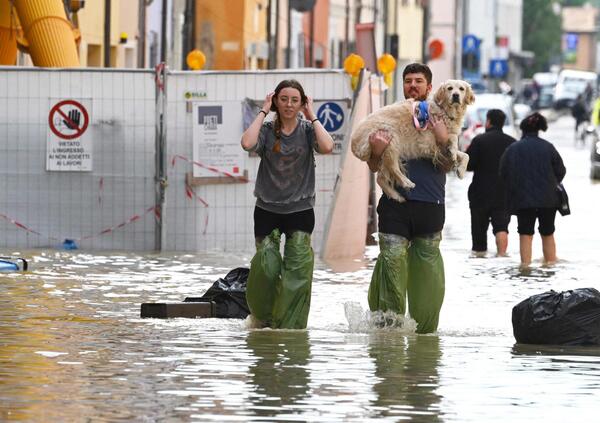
[470,206,510,252]
[254,206,315,238]
[516,207,556,236]
[377,197,445,239]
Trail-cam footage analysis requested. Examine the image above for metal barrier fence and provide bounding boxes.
[0,66,353,252]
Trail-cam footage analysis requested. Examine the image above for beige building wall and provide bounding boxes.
[396,0,423,63]
[562,5,598,72]
[243,0,268,69]
[77,1,139,68]
[428,0,457,86]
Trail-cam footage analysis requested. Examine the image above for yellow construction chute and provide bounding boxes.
[0,0,81,67]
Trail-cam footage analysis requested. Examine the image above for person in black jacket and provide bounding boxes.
[466,109,516,257]
[499,112,566,267]
[571,94,588,144]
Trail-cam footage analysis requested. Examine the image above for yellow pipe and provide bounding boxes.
[12,0,80,67]
[0,0,19,65]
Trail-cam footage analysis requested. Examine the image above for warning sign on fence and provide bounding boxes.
[47,99,93,171]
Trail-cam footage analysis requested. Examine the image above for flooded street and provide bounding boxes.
[2,115,600,422]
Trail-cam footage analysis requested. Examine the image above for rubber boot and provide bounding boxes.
[407,232,445,334]
[246,229,282,325]
[271,231,314,329]
[368,233,409,315]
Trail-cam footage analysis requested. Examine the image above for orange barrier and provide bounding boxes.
[12,0,80,67]
[0,0,19,65]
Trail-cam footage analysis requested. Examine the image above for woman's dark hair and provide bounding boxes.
[519,112,548,133]
[270,79,307,112]
[402,63,433,84]
[271,80,307,150]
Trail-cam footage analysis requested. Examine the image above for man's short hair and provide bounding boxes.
[486,109,506,128]
[402,63,432,85]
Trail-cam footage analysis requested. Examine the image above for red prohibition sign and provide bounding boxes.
[48,99,89,140]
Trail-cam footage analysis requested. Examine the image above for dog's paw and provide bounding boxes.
[402,179,416,189]
[456,166,466,179]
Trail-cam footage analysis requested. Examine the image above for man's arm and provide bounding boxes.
[367,130,391,172]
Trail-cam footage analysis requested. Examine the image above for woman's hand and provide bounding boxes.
[262,92,275,113]
[429,115,449,146]
[302,96,316,121]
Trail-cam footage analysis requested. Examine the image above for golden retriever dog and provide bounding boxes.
[351,79,475,202]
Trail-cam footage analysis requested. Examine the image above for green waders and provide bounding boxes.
[247,229,314,329]
[246,229,283,325]
[368,232,445,334]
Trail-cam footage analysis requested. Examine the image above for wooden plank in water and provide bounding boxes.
[140,302,216,318]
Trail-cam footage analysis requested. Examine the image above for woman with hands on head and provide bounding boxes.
[241,79,334,329]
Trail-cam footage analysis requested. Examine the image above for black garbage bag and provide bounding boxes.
[512,288,600,345]
[184,267,250,319]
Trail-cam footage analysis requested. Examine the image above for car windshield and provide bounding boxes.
[563,78,590,93]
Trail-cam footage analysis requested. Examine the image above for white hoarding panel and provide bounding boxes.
[192,102,245,178]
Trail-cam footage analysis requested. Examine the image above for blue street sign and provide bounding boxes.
[489,59,509,78]
[565,33,578,51]
[462,34,480,53]
[316,102,344,132]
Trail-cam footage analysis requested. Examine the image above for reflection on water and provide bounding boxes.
[369,334,442,422]
[246,330,311,417]
[2,117,600,421]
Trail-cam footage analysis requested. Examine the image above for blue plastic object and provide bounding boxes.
[62,239,78,250]
[0,259,19,272]
[416,101,429,128]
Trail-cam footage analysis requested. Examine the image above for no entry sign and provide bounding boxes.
[48,99,89,140]
[47,99,93,171]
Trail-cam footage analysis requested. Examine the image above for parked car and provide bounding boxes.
[553,69,597,109]
[532,72,558,110]
[459,93,518,152]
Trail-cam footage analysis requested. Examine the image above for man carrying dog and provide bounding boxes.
[366,62,454,334]
[466,109,515,258]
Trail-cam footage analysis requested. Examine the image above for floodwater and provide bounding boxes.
[2,116,600,422]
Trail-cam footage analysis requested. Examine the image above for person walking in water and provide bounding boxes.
[365,63,454,334]
[466,109,516,257]
[499,112,566,267]
[241,79,334,329]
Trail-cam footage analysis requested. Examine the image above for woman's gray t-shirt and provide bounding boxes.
[246,118,318,213]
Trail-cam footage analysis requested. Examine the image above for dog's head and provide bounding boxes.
[433,79,475,110]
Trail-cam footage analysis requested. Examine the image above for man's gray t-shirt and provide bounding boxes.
[246,119,318,213]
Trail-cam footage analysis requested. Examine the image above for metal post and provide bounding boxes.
[421,1,429,62]
[154,64,168,251]
[274,0,280,68]
[161,0,168,63]
[309,7,314,66]
[344,0,349,57]
[182,0,195,69]
[454,0,464,79]
[104,0,111,67]
[138,0,147,68]
[267,0,272,68]
[286,1,291,67]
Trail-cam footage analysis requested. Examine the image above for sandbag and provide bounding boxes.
[512,288,600,345]
[184,267,250,319]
